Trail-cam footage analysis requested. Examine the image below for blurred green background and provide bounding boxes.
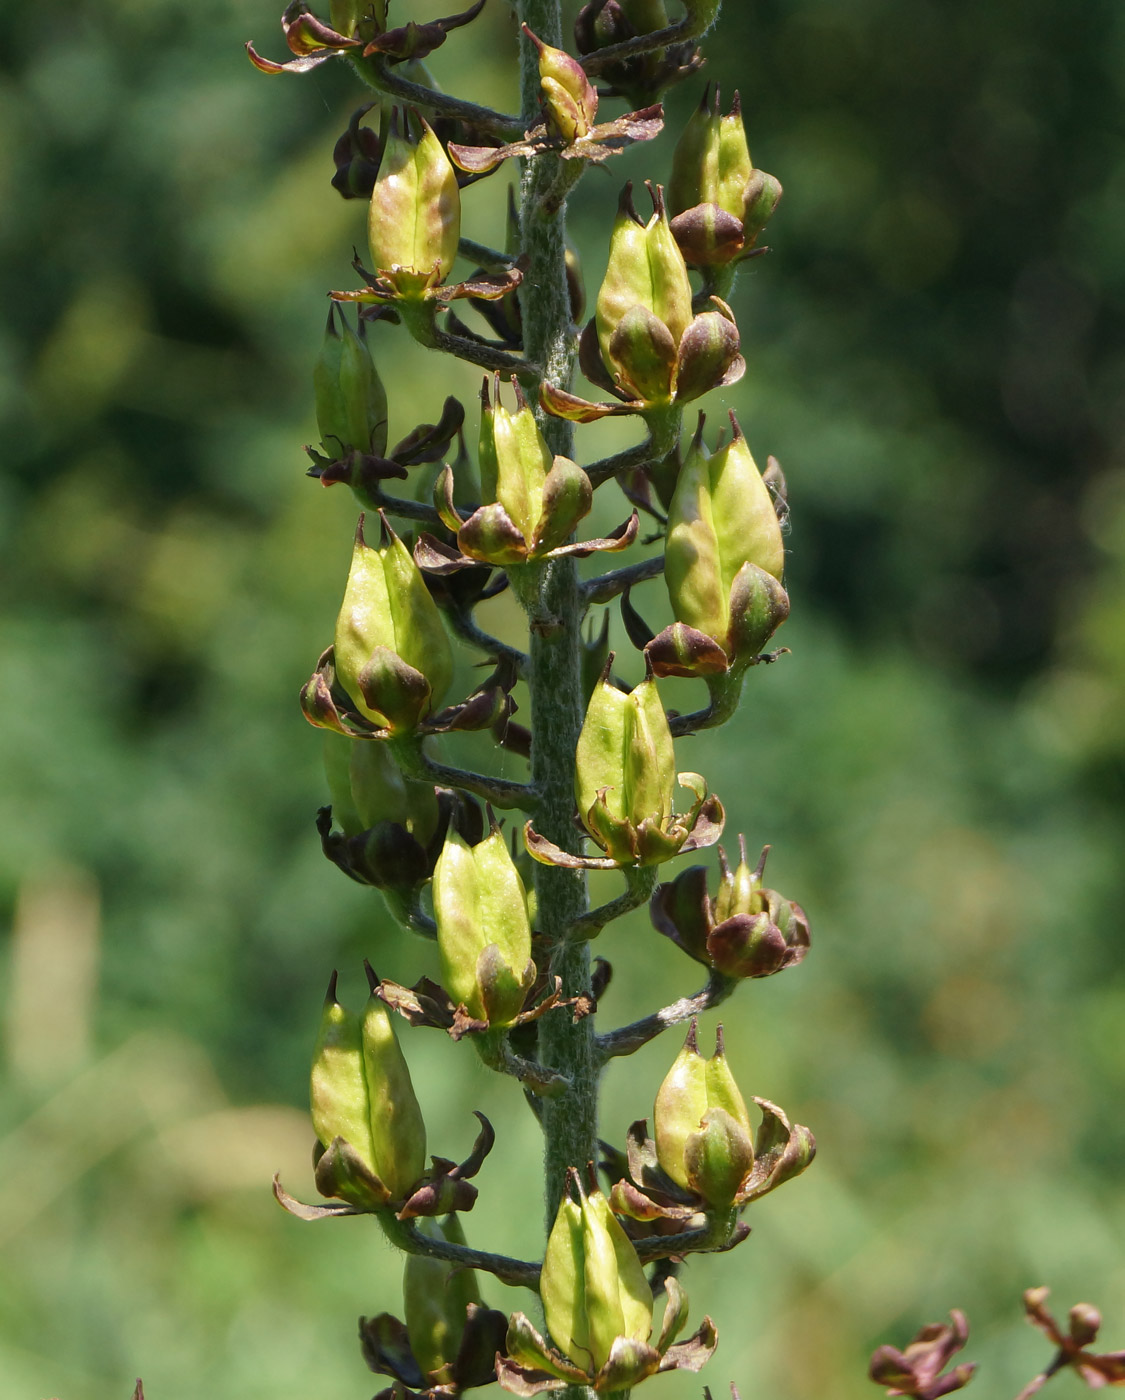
[2,1,1124,1398]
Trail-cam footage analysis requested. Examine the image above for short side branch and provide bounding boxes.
[581,554,665,607]
[382,1216,541,1291]
[596,970,737,1061]
[353,55,525,139]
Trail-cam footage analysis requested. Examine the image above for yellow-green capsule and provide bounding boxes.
[541,1173,652,1372]
[595,184,693,376]
[316,307,386,458]
[362,993,427,1201]
[524,25,598,141]
[665,414,784,653]
[310,980,376,1170]
[575,668,631,830]
[654,1021,754,1206]
[368,108,460,296]
[432,823,534,1026]
[333,513,453,732]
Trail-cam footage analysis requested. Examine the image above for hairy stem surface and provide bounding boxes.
[516,0,597,1244]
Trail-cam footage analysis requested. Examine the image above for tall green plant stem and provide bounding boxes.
[515,0,597,1236]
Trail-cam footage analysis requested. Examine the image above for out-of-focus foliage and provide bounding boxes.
[1,2,1123,1399]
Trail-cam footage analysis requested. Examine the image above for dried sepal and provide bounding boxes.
[870,1313,977,1400]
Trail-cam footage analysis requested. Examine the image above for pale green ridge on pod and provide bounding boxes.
[333,513,453,728]
[541,1195,591,1366]
[654,1023,755,1205]
[361,995,427,1200]
[310,985,376,1167]
[595,186,694,370]
[404,1215,481,1380]
[665,417,785,646]
[622,672,675,826]
[575,675,630,825]
[542,1176,652,1372]
[432,825,533,1025]
[368,110,460,290]
[663,429,728,640]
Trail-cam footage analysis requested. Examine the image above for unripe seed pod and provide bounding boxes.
[541,1172,652,1371]
[665,414,785,659]
[404,1214,482,1380]
[669,89,782,266]
[524,25,598,141]
[362,991,428,1200]
[654,1021,754,1206]
[480,377,551,543]
[596,184,693,383]
[309,976,427,1203]
[334,512,453,732]
[314,306,389,461]
[432,822,535,1026]
[575,666,675,848]
[368,108,460,296]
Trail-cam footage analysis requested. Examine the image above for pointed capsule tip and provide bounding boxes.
[486,802,501,836]
[326,969,340,1004]
[646,180,666,220]
[717,844,731,880]
[598,651,616,685]
[714,1022,726,1057]
[618,181,641,225]
[754,844,770,880]
[737,832,748,866]
[692,410,707,449]
[728,408,744,441]
[685,1017,699,1053]
[520,21,545,53]
[363,959,380,995]
[511,375,528,410]
[730,90,742,119]
[325,303,341,336]
[479,375,491,408]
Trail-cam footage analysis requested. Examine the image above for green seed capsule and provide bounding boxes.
[368,109,460,297]
[334,513,453,732]
[432,823,534,1026]
[654,1021,754,1206]
[665,414,785,658]
[524,25,598,141]
[596,184,693,396]
[541,1173,652,1372]
[309,977,427,1204]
